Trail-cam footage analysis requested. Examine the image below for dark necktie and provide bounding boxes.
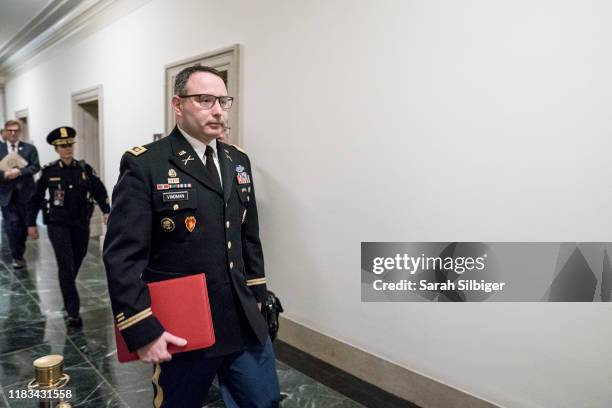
[10,144,15,152]
[205,145,222,191]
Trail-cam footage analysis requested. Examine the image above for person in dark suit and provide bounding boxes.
[28,126,110,327]
[103,65,280,407]
[0,120,40,269]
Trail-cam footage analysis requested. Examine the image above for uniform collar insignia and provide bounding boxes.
[182,155,194,166]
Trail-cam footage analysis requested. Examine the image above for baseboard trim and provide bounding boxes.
[277,316,501,408]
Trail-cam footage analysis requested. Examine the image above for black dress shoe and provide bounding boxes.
[67,316,83,328]
[11,259,25,269]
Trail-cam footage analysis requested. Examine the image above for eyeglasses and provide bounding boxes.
[178,94,234,110]
[5,129,20,133]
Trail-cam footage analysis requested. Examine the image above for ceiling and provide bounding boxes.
[0,0,149,80]
[0,0,109,79]
[0,0,51,51]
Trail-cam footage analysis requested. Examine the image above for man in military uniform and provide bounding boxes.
[103,65,280,407]
[0,120,40,269]
[28,126,110,327]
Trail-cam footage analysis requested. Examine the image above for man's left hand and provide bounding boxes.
[103,213,109,225]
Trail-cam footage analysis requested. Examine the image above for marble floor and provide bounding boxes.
[0,228,367,408]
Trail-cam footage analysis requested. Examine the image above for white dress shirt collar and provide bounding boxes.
[6,141,19,151]
[177,126,217,161]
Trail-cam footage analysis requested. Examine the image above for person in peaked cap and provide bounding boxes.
[103,65,280,407]
[28,126,110,327]
[0,119,40,269]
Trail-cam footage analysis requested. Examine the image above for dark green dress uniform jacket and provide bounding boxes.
[103,127,269,357]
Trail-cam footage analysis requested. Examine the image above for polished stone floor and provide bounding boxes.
[0,228,365,407]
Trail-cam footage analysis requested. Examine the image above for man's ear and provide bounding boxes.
[171,96,182,118]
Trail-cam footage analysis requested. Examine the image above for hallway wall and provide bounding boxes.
[4,1,612,406]
[0,86,5,128]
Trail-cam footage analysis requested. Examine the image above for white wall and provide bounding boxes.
[0,86,5,127]
[5,1,612,407]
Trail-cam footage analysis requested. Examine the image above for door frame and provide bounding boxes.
[0,85,6,126]
[71,85,104,183]
[72,85,105,240]
[14,108,29,142]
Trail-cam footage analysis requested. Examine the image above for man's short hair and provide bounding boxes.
[4,120,21,130]
[174,65,225,96]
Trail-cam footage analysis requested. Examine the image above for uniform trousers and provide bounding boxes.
[47,222,90,317]
[153,337,280,408]
[1,195,28,260]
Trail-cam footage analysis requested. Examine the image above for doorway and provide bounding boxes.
[72,86,105,239]
[15,109,29,142]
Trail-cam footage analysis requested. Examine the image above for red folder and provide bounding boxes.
[114,273,215,363]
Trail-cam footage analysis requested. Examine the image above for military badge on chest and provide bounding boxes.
[157,167,198,234]
[185,216,196,233]
[236,165,251,184]
[53,189,65,206]
[156,168,192,190]
[161,217,175,232]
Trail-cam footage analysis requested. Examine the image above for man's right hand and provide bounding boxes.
[4,169,19,180]
[136,331,187,363]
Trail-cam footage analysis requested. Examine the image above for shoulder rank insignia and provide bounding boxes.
[127,146,147,156]
[231,144,246,154]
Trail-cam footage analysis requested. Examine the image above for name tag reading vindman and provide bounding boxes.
[163,191,189,202]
